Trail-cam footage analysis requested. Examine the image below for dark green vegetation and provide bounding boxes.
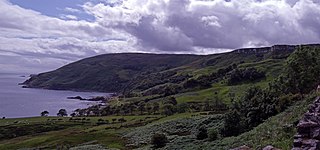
[24,46,293,97]
[3,44,320,149]
[24,54,202,93]
[151,133,168,148]
[0,115,162,149]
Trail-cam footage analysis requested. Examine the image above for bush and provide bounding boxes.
[196,126,208,140]
[208,128,218,141]
[151,133,168,148]
[227,67,265,85]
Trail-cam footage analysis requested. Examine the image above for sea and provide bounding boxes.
[0,73,109,118]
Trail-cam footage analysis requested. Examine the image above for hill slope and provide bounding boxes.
[23,53,202,92]
[23,45,296,94]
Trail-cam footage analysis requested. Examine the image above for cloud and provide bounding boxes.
[60,14,78,20]
[0,0,320,73]
[83,0,320,50]
[64,7,81,13]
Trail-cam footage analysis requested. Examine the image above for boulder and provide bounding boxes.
[311,128,320,140]
[293,138,302,147]
[297,121,318,135]
[230,145,251,150]
[293,134,303,139]
[262,145,280,150]
[301,139,320,148]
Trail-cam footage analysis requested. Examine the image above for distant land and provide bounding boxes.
[23,44,306,96]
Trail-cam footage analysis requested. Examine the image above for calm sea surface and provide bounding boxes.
[0,73,108,118]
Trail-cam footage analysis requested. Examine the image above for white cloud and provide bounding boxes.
[60,14,78,20]
[64,7,81,13]
[0,0,320,73]
[83,0,320,50]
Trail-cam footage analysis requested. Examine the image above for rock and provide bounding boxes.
[311,128,320,140]
[293,138,302,147]
[262,145,280,150]
[298,121,318,128]
[294,134,303,139]
[292,97,320,150]
[230,145,251,150]
[297,121,318,135]
[301,139,320,148]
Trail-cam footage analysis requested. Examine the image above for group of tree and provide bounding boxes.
[69,95,227,118]
[226,67,266,85]
[221,45,320,137]
[40,109,68,117]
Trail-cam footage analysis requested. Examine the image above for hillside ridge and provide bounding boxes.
[23,44,316,94]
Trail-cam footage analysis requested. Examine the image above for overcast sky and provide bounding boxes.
[0,0,319,73]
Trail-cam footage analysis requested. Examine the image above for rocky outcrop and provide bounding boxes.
[292,96,320,150]
[230,145,280,150]
[234,45,296,54]
[230,145,251,150]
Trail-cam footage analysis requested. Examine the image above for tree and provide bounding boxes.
[146,103,152,115]
[284,46,320,94]
[153,102,160,114]
[203,100,210,111]
[74,109,85,117]
[138,101,145,115]
[162,104,175,116]
[196,125,208,140]
[168,97,177,105]
[70,112,76,117]
[128,103,136,115]
[151,133,168,148]
[101,106,111,116]
[208,128,219,141]
[221,108,242,137]
[41,110,49,117]
[163,97,178,106]
[114,107,120,116]
[118,118,127,126]
[57,109,67,117]
[177,103,189,113]
[226,67,265,85]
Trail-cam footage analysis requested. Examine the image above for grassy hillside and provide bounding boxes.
[23,53,202,93]
[23,46,294,97]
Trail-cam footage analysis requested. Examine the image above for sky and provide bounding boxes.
[0,0,319,73]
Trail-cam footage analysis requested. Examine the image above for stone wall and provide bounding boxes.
[292,96,320,150]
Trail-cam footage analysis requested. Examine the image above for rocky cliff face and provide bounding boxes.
[292,96,320,150]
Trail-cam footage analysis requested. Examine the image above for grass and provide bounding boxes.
[202,94,316,150]
[0,115,164,149]
[173,58,284,105]
[0,94,312,150]
[175,80,270,105]
[0,127,125,149]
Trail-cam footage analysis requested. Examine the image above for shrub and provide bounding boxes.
[151,133,168,148]
[208,128,218,141]
[196,126,208,140]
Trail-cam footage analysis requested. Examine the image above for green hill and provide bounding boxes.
[23,45,295,96]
